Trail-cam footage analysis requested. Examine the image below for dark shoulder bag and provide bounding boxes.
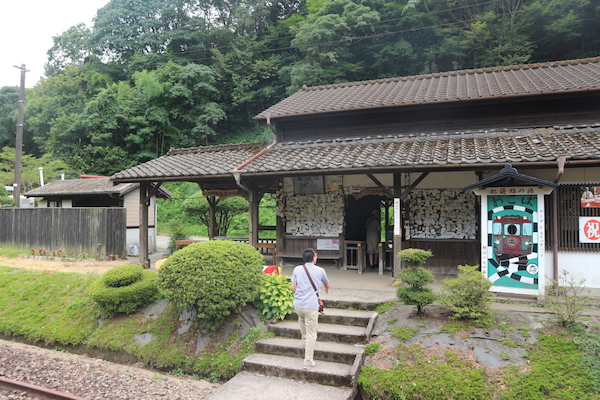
[303,264,324,314]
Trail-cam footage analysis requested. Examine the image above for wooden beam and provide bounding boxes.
[399,172,429,199]
[367,174,394,199]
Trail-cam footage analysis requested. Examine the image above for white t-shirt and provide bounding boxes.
[291,263,329,310]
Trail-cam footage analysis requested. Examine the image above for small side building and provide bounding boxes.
[24,177,171,252]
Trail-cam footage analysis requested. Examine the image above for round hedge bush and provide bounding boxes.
[90,264,159,317]
[103,263,143,287]
[158,240,264,330]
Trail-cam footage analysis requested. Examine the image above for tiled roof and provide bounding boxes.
[25,178,171,198]
[111,141,271,181]
[111,125,600,181]
[255,57,600,119]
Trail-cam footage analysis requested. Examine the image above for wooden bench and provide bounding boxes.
[174,239,203,250]
[175,239,276,264]
[277,253,343,268]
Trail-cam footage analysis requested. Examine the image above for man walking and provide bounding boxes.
[290,248,330,370]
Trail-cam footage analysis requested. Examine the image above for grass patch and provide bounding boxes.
[359,345,493,400]
[0,269,99,345]
[364,342,381,356]
[391,326,418,341]
[0,267,270,382]
[376,301,397,314]
[0,247,28,259]
[496,332,596,399]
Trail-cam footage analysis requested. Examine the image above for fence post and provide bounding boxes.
[96,244,102,261]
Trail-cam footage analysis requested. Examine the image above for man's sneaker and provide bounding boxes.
[303,361,316,370]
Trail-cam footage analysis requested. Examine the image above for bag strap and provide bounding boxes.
[303,264,320,299]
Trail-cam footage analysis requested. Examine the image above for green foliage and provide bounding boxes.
[497,333,595,400]
[102,264,143,287]
[544,270,592,326]
[158,240,263,330]
[396,267,437,315]
[0,184,12,206]
[376,301,397,314]
[0,269,99,345]
[359,345,492,400]
[438,265,494,324]
[570,323,600,392]
[90,266,159,317]
[167,225,190,254]
[391,326,418,341]
[364,342,380,356]
[0,247,27,258]
[254,274,295,320]
[397,248,433,267]
[181,194,249,237]
[0,147,68,194]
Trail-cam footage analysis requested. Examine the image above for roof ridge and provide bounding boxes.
[273,123,600,147]
[166,141,270,156]
[301,57,600,92]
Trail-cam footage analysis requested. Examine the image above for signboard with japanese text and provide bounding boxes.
[580,217,600,243]
[294,176,324,195]
[472,186,554,296]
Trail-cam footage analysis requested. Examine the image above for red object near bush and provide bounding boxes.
[262,265,281,275]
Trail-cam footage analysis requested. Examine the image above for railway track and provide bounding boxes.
[0,377,88,400]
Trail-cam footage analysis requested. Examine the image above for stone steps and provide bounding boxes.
[255,337,364,364]
[207,306,377,399]
[268,320,371,344]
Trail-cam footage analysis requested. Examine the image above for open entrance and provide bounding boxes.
[344,194,390,270]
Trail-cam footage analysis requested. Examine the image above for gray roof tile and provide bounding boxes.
[111,125,600,181]
[25,178,170,198]
[255,58,600,119]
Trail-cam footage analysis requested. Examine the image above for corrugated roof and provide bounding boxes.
[110,124,600,181]
[255,57,600,119]
[25,178,171,198]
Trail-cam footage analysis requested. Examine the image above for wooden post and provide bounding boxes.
[248,184,259,247]
[393,173,402,276]
[139,182,150,268]
[207,196,217,239]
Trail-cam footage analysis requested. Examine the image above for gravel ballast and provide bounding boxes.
[0,339,217,400]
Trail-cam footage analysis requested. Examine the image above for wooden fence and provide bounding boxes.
[0,208,127,259]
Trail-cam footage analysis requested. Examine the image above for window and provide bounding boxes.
[545,183,600,251]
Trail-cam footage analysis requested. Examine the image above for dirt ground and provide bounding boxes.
[0,255,131,274]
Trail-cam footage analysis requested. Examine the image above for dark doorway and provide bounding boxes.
[344,195,384,241]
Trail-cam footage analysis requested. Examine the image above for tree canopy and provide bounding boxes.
[0,0,597,179]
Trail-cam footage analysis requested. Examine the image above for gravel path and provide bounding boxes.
[0,339,218,400]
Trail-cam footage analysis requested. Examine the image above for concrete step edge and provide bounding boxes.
[242,353,355,387]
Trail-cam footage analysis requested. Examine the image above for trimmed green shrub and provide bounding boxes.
[103,264,143,287]
[396,267,437,316]
[90,265,158,317]
[398,248,433,267]
[254,274,294,320]
[158,240,263,330]
[438,265,494,325]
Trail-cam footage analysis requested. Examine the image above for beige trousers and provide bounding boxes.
[295,307,319,366]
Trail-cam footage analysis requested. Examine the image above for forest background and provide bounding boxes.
[1,0,599,237]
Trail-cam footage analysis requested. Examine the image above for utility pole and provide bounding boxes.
[13,64,27,208]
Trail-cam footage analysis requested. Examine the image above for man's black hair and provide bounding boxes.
[302,248,316,263]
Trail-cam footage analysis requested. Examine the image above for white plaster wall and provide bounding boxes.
[509,167,600,183]
[126,228,157,254]
[545,251,600,288]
